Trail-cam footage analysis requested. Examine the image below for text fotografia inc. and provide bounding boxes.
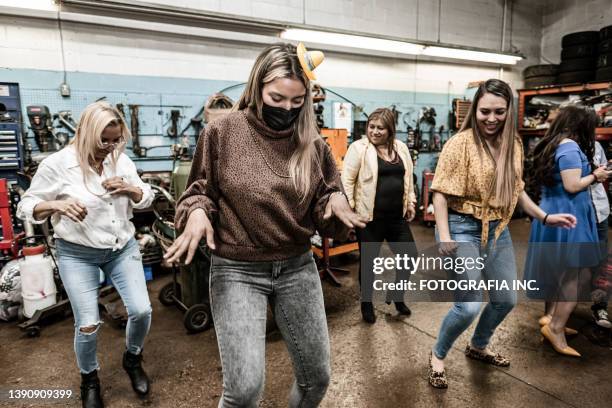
[372,279,540,292]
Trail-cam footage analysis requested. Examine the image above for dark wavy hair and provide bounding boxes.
[528,105,597,201]
[367,107,397,157]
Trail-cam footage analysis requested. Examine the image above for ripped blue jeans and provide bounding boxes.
[57,238,152,374]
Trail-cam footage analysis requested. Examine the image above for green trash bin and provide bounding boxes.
[153,171,213,334]
[178,246,210,308]
[172,159,192,201]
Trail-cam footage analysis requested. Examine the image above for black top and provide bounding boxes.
[373,154,405,220]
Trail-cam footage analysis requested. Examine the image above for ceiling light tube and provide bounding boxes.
[422,46,522,65]
[281,28,522,65]
[1,0,56,11]
[281,28,424,56]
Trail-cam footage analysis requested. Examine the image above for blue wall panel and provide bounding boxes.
[2,68,462,186]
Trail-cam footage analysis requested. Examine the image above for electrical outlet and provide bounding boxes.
[60,82,71,97]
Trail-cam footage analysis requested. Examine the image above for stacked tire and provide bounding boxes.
[596,25,612,81]
[523,64,558,88]
[557,31,599,84]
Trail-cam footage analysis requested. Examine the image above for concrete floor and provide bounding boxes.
[1,219,611,408]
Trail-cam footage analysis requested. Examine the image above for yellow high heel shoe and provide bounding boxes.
[538,315,578,336]
[540,324,581,357]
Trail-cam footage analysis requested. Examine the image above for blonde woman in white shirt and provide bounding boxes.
[17,101,154,408]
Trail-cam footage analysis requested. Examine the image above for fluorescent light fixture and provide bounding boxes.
[281,28,425,56]
[422,46,522,65]
[281,28,522,65]
[1,0,56,11]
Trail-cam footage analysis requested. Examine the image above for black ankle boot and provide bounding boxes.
[361,302,376,323]
[122,350,150,397]
[394,301,412,316]
[80,370,103,408]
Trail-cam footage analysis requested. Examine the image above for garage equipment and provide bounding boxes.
[204,93,233,124]
[421,171,436,226]
[128,105,146,157]
[52,110,77,148]
[150,184,212,334]
[167,109,181,138]
[19,244,57,319]
[26,105,56,152]
[452,98,472,130]
[15,234,72,338]
[0,179,20,263]
[0,83,25,181]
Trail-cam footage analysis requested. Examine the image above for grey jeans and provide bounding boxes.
[210,251,331,408]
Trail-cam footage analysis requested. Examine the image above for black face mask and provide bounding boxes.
[262,103,301,131]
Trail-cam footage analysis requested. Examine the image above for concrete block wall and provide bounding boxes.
[0,1,543,92]
[0,12,505,95]
[0,0,546,178]
[145,0,305,24]
[143,0,542,63]
[541,0,612,63]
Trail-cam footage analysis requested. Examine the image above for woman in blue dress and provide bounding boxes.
[526,105,610,357]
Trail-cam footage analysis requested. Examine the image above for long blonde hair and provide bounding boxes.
[70,101,131,187]
[460,79,517,214]
[235,43,320,201]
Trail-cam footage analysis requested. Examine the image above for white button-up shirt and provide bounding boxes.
[17,145,154,250]
[589,141,610,224]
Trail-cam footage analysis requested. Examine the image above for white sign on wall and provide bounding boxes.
[333,102,352,131]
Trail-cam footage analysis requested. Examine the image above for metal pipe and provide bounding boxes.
[131,156,176,161]
[57,115,76,133]
[501,0,508,52]
[437,0,442,43]
[499,0,508,79]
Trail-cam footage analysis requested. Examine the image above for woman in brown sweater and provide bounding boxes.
[165,43,366,407]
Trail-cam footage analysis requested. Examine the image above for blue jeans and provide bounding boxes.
[433,214,517,359]
[57,238,152,374]
[210,251,330,408]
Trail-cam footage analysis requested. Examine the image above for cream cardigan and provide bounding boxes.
[341,138,416,221]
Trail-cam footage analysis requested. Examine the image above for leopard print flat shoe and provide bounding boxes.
[464,344,510,367]
[428,352,448,389]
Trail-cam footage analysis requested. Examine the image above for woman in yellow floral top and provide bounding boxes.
[427,79,576,389]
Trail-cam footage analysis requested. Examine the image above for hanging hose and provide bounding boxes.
[217,82,247,95]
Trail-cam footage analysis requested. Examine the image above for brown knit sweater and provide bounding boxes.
[175,109,348,261]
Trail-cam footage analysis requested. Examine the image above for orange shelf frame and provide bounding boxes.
[518,81,612,141]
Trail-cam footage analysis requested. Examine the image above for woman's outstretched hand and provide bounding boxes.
[545,213,577,229]
[437,240,457,256]
[164,209,216,265]
[323,192,368,229]
[405,203,416,222]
